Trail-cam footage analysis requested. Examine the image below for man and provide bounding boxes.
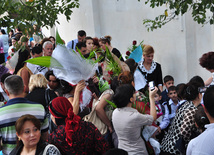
[186,86,214,155]
[27,46,48,76]
[76,41,87,55]
[43,41,54,56]
[0,75,48,155]
[67,30,86,51]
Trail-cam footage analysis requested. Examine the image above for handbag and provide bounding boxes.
[83,89,114,135]
[42,144,61,155]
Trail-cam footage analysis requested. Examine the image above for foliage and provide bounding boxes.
[141,0,214,31]
[105,47,121,79]
[25,56,62,68]
[0,0,80,35]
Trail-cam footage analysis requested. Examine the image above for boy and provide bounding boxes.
[163,86,179,123]
[161,75,174,103]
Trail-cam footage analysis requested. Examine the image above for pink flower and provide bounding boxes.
[133,40,137,45]
[126,51,130,56]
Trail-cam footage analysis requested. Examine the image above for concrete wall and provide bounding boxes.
[42,0,214,86]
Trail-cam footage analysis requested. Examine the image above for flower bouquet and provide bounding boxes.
[125,40,144,60]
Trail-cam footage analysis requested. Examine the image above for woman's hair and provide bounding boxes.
[29,74,48,92]
[49,36,55,41]
[194,105,209,132]
[176,83,186,100]
[57,79,73,95]
[93,37,100,48]
[189,75,204,86]
[143,45,154,55]
[199,51,214,70]
[113,84,135,108]
[14,49,30,74]
[99,35,112,45]
[125,58,138,74]
[83,36,93,43]
[15,114,41,148]
[118,71,134,85]
[49,97,81,146]
[45,70,59,82]
[110,76,119,92]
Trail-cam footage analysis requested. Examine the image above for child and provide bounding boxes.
[161,75,174,103]
[163,86,179,124]
[153,90,170,143]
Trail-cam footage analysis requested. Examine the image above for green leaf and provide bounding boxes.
[25,56,63,68]
[105,99,117,108]
[55,29,65,45]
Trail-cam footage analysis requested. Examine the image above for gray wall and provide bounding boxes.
[42,0,214,86]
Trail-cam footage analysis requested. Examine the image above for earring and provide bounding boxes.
[18,137,21,141]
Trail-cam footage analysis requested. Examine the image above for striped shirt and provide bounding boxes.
[0,98,49,155]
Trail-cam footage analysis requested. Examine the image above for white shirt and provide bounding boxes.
[186,123,214,155]
[26,62,48,76]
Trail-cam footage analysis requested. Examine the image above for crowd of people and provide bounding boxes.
[0,27,213,155]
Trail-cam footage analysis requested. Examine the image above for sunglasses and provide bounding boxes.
[198,87,207,93]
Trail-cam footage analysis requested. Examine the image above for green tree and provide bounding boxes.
[141,0,214,31]
[0,0,79,35]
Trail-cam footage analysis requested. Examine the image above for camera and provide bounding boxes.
[149,81,155,91]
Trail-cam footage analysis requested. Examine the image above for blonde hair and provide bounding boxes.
[29,74,48,92]
[143,45,154,55]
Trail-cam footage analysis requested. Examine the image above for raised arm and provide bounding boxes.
[149,87,158,121]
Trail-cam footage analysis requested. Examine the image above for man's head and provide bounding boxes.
[0,73,12,93]
[164,75,174,90]
[168,86,178,102]
[31,46,43,58]
[203,86,214,118]
[77,30,86,42]
[4,75,24,96]
[43,41,53,56]
[76,42,87,55]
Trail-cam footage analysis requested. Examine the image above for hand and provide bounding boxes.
[108,126,113,133]
[149,86,158,98]
[75,80,86,93]
[92,92,98,100]
[92,76,99,84]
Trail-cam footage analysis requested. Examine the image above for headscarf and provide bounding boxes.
[49,97,81,146]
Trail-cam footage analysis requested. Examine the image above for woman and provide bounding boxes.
[0,38,4,64]
[135,45,163,92]
[112,84,157,155]
[10,114,60,155]
[199,51,214,86]
[83,36,94,58]
[160,76,205,155]
[48,97,110,155]
[26,74,57,116]
[99,36,124,61]
[56,79,87,118]
[0,29,9,62]
[8,29,14,47]
[14,36,32,94]
[45,70,60,91]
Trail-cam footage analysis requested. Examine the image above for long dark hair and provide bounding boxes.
[14,49,30,74]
